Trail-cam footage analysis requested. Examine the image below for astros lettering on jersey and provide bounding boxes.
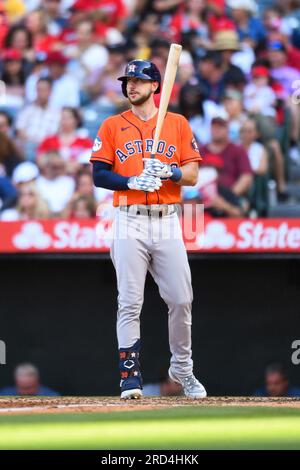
[90,109,202,206]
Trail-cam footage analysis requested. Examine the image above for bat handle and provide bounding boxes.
[150,153,155,160]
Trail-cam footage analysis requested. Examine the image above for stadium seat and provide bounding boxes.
[249,174,269,217]
[268,204,300,218]
[276,107,292,179]
[82,105,116,139]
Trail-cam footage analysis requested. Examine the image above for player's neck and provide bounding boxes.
[131,100,157,122]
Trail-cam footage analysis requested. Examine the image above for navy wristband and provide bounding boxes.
[170,167,182,182]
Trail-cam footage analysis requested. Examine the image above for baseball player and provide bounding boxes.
[90,60,207,399]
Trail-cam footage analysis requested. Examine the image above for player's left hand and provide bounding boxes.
[143,158,173,179]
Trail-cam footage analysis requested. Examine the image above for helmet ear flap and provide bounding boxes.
[121,80,128,97]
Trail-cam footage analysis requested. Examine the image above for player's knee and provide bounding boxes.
[118,298,144,315]
[167,298,192,312]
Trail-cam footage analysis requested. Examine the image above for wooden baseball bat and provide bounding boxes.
[150,43,182,159]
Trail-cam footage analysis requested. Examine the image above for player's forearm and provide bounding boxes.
[175,162,199,186]
[92,161,130,190]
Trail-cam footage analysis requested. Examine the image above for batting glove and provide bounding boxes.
[128,173,162,192]
[143,158,173,179]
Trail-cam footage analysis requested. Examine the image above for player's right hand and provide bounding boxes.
[127,173,162,192]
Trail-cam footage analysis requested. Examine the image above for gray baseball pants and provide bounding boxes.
[110,205,193,379]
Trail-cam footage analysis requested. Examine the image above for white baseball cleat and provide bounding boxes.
[169,369,207,399]
[120,388,143,400]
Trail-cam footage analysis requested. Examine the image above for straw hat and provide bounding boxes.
[213,30,241,52]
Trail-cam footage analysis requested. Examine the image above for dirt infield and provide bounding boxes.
[0,396,300,415]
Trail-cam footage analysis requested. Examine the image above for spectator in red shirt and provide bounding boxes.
[150,0,184,43]
[72,0,128,36]
[37,107,92,174]
[206,0,235,34]
[200,116,253,198]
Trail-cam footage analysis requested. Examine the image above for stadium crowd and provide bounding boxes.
[0,0,300,220]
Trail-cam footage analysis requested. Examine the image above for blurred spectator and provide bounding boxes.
[213,29,249,85]
[244,64,286,194]
[267,40,300,97]
[151,37,172,65]
[179,77,224,145]
[37,107,92,173]
[0,111,23,177]
[277,0,300,44]
[0,176,17,210]
[36,151,75,215]
[240,119,268,175]
[74,168,112,204]
[133,12,161,58]
[183,153,244,218]
[149,0,183,43]
[227,0,266,44]
[24,8,58,54]
[16,77,60,147]
[267,40,300,150]
[42,0,68,37]
[24,51,48,102]
[4,24,34,63]
[222,88,247,143]
[0,48,26,107]
[0,180,49,220]
[45,51,80,108]
[244,65,276,117]
[263,5,286,37]
[182,0,209,48]
[63,169,97,217]
[69,194,96,218]
[197,50,225,102]
[200,116,253,198]
[0,363,59,396]
[65,19,109,87]
[74,0,128,35]
[255,363,300,397]
[206,0,235,34]
[86,43,127,108]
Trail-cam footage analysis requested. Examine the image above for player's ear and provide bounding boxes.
[152,81,159,93]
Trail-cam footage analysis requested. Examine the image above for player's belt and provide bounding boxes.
[119,204,179,217]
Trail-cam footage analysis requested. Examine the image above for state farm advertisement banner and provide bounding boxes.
[1,218,300,253]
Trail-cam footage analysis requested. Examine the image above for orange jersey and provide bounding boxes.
[90,109,202,206]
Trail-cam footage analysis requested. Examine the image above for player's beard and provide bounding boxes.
[128,89,153,106]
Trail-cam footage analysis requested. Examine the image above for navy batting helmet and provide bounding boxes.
[118,60,161,97]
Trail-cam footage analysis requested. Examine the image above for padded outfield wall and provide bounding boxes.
[0,255,300,396]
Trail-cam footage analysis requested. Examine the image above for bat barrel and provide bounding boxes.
[151,43,182,159]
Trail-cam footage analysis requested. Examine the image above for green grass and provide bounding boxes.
[0,406,300,449]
